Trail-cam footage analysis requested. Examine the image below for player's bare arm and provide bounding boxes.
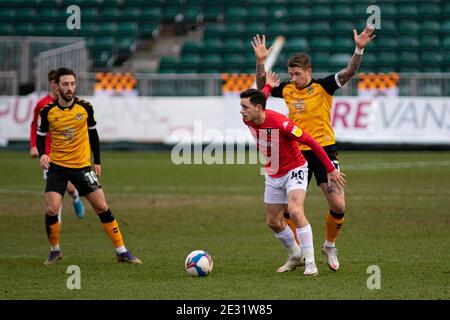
[252,34,272,89]
[337,26,376,86]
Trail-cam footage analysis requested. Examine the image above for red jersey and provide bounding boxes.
[30,94,54,154]
[244,100,335,178]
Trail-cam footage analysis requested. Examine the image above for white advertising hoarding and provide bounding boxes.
[0,94,449,145]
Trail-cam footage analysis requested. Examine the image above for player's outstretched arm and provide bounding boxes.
[252,34,272,89]
[337,25,376,86]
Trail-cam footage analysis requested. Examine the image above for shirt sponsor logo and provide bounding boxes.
[291,126,303,137]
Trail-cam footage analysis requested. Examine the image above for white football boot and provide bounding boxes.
[303,261,318,276]
[276,253,305,273]
[322,244,339,271]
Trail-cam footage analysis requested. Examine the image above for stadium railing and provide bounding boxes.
[0,71,18,95]
[35,40,89,93]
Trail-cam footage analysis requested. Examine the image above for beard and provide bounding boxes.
[59,88,74,102]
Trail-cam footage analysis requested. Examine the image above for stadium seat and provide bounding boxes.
[397,20,420,34]
[16,7,36,22]
[332,37,354,52]
[309,21,331,35]
[141,7,162,21]
[442,21,450,34]
[310,37,332,50]
[161,5,180,22]
[419,35,440,50]
[328,53,352,70]
[310,5,332,20]
[120,8,141,22]
[331,4,352,18]
[139,22,159,37]
[284,37,309,52]
[419,21,440,35]
[0,8,16,22]
[288,22,309,36]
[418,2,441,17]
[118,22,139,36]
[79,23,98,36]
[97,22,118,36]
[396,3,418,18]
[376,52,398,65]
[286,7,311,20]
[159,56,178,74]
[14,23,34,35]
[222,38,245,54]
[116,37,136,53]
[266,21,289,37]
[332,20,355,35]
[0,23,14,35]
[397,35,419,50]
[398,51,420,65]
[375,36,398,50]
[183,6,202,22]
[100,7,121,22]
[34,23,56,36]
[182,41,202,56]
[79,8,98,22]
[203,4,223,22]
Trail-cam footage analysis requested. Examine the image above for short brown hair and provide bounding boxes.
[240,89,267,110]
[288,53,311,69]
[48,69,56,82]
[54,67,76,84]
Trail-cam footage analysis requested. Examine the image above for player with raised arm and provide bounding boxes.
[241,71,346,276]
[37,68,142,265]
[252,26,375,271]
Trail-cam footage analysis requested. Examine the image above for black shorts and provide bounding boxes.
[45,163,101,197]
[301,145,340,186]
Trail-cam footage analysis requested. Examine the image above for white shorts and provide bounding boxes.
[264,165,309,204]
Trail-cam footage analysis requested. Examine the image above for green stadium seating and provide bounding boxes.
[397,20,420,34]
[97,22,118,36]
[120,8,141,22]
[16,7,36,22]
[0,23,14,35]
[0,8,16,22]
[284,37,309,52]
[141,7,161,21]
[397,35,419,50]
[419,35,440,50]
[184,6,202,22]
[398,51,420,65]
[182,41,202,55]
[310,37,332,50]
[329,53,352,70]
[377,52,398,65]
[286,7,311,20]
[332,20,355,35]
[418,3,441,17]
[118,22,139,36]
[396,3,418,18]
[419,21,440,34]
[203,5,223,22]
[309,21,331,35]
[14,23,34,35]
[288,22,309,36]
[116,37,136,53]
[331,4,352,18]
[34,23,56,36]
[310,5,332,20]
[375,36,398,50]
[100,7,121,22]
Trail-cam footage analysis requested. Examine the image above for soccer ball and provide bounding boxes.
[185,250,213,277]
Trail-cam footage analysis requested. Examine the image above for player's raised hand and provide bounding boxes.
[251,34,272,63]
[39,154,50,170]
[327,169,346,191]
[353,25,376,49]
[266,71,280,88]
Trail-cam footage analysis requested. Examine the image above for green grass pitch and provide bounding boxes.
[0,150,449,299]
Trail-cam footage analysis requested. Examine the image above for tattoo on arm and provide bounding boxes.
[337,53,363,86]
[256,62,266,90]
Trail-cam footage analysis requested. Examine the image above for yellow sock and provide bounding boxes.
[102,219,125,248]
[326,210,345,243]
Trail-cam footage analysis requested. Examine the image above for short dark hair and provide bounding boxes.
[240,89,267,110]
[54,68,76,84]
[47,70,56,82]
[288,53,311,69]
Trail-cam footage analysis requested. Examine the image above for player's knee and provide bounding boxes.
[92,202,108,214]
[286,205,304,220]
[330,201,345,214]
[266,216,283,231]
[46,205,59,216]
